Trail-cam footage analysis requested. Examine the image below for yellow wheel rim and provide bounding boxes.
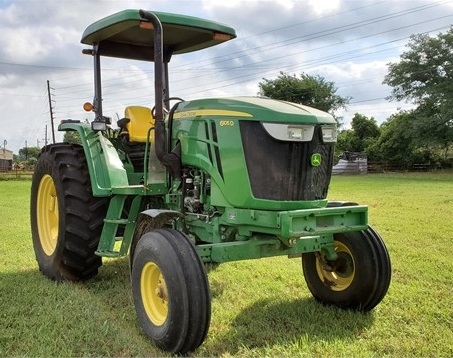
[36,174,59,256]
[140,262,168,326]
[316,241,355,292]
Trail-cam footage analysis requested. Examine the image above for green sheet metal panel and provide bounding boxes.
[172,97,336,210]
[81,9,236,59]
[173,96,337,124]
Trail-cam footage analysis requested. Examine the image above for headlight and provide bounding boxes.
[321,125,337,143]
[262,123,314,142]
[287,126,315,141]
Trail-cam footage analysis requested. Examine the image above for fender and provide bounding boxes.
[59,122,129,196]
[129,209,184,269]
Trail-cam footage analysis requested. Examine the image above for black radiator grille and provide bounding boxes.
[240,121,334,201]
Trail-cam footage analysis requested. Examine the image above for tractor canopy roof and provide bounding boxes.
[81,9,236,61]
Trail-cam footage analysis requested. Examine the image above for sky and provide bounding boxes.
[1,0,453,154]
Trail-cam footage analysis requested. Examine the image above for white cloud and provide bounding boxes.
[308,0,340,15]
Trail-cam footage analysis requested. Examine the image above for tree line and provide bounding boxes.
[259,27,453,169]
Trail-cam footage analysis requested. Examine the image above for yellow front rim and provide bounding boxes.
[316,241,355,292]
[36,174,59,256]
[141,262,168,326]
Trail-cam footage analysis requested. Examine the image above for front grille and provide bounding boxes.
[240,121,334,201]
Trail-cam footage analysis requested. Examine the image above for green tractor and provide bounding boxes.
[30,9,391,355]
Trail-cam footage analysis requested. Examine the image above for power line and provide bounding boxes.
[6,1,451,129]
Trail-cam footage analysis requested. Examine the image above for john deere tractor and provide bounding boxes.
[30,9,391,355]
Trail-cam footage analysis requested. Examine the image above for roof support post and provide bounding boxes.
[93,44,103,120]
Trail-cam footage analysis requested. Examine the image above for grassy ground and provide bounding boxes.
[1,173,452,357]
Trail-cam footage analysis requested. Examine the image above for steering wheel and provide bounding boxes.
[151,97,184,119]
[151,105,169,119]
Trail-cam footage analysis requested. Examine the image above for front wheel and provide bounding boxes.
[131,228,211,355]
[302,226,391,311]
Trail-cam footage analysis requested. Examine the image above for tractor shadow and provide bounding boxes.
[205,296,375,356]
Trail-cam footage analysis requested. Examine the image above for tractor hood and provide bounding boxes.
[173,96,337,124]
[172,96,337,210]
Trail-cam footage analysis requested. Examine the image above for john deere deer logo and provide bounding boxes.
[311,153,322,167]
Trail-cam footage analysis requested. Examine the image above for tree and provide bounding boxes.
[26,157,38,168]
[383,27,453,155]
[367,111,417,166]
[258,72,350,122]
[411,104,453,159]
[63,130,82,145]
[336,113,380,154]
[18,146,40,161]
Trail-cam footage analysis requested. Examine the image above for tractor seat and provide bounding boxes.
[117,106,155,172]
[121,106,155,142]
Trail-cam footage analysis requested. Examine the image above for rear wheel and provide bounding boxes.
[302,226,391,311]
[30,143,108,281]
[131,228,211,354]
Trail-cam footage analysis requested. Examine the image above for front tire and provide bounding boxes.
[131,228,211,355]
[302,226,391,311]
[30,143,108,281]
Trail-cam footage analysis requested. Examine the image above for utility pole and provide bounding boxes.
[44,125,48,146]
[47,80,56,144]
[25,140,28,160]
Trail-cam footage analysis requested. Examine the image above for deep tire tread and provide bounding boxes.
[302,225,391,312]
[131,228,211,355]
[31,143,109,281]
[362,226,391,310]
[158,229,211,353]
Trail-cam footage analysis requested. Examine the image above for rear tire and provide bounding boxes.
[131,228,211,354]
[30,143,108,281]
[302,225,391,311]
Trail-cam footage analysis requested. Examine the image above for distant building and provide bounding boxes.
[0,148,13,171]
[332,152,367,175]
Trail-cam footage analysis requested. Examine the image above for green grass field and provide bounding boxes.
[1,173,452,357]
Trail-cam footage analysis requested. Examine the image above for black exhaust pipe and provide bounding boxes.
[139,10,181,179]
